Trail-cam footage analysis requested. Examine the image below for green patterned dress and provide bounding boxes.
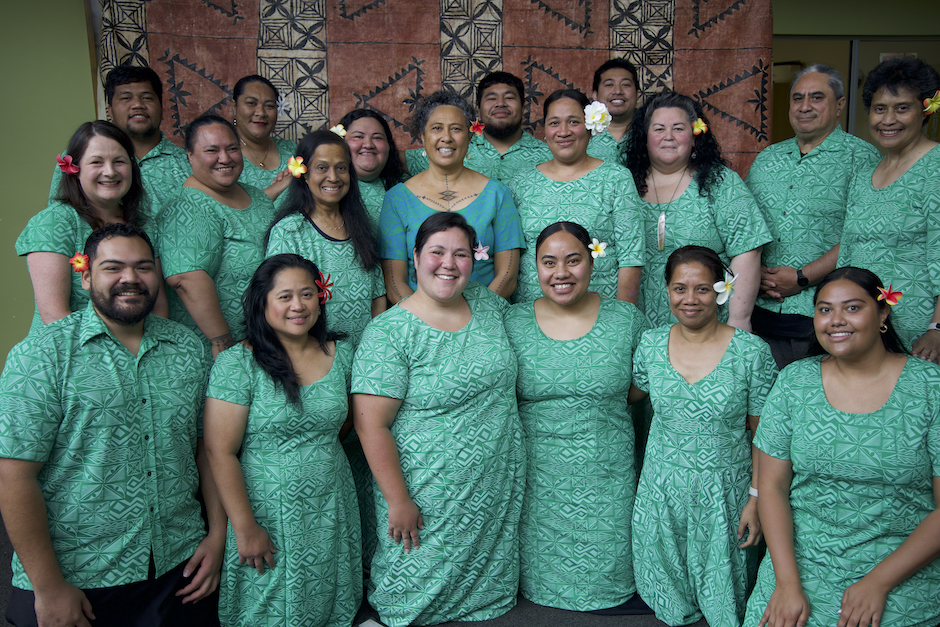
[238,137,297,210]
[351,283,526,627]
[837,146,940,350]
[157,185,277,349]
[632,327,777,627]
[359,177,387,227]
[638,168,771,328]
[505,297,646,611]
[507,162,645,303]
[207,342,362,627]
[744,357,940,627]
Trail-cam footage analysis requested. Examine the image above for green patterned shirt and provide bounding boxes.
[48,132,191,220]
[405,132,552,181]
[157,185,277,348]
[747,128,880,316]
[0,303,209,590]
[586,129,631,166]
[359,178,387,227]
[266,213,383,345]
[239,137,297,211]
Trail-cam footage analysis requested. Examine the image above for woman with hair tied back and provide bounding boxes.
[837,57,940,362]
[203,254,361,627]
[629,245,777,627]
[352,212,525,627]
[339,108,407,226]
[508,88,644,304]
[505,221,647,613]
[16,120,168,335]
[624,91,770,330]
[744,266,940,627]
[158,114,277,358]
[379,90,525,303]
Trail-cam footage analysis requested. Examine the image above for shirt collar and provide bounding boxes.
[78,301,180,349]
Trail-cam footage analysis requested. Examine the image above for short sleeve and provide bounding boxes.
[632,331,652,393]
[206,345,253,406]
[378,185,410,262]
[15,203,86,257]
[714,169,772,258]
[630,305,648,353]
[157,191,225,277]
[753,367,798,460]
[0,338,63,463]
[490,182,525,253]
[747,338,779,417]
[611,172,645,268]
[351,316,409,399]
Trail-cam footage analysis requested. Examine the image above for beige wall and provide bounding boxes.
[0,2,97,368]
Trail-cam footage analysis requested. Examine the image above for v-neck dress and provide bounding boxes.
[632,326,777,626]
[744,357,940,627]
[505,297,647,610]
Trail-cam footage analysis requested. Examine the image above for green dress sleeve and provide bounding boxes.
[157,190,225,278]
[207,344,253,406]
[747,337,779,417]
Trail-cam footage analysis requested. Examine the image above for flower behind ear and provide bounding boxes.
[57,154,80,175]
[316,272,334,304]
[692,118,708,135]
[69,253,89,273]
[287,156,307,178]
[713,271,736,305]
[470,119,485,135]
[876,285,902,306]
[584,102,612,136]
[924,90,940,115]
[589,238,607,259]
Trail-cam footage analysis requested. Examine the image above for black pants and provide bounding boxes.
[751,306,817,369]
[6,560,220,627]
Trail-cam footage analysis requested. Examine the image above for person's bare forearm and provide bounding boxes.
[728,248,762,330]
[195,438,227,537]
[617,266,641,304]
[381,260,414,305]
[168,271,233,354]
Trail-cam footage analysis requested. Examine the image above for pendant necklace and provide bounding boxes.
[653,169,688,251]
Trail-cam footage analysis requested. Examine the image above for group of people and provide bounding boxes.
[0,51,938,627]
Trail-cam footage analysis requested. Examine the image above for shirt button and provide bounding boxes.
[144,435,149,440]
[150,507,154,512]
[142,398,147,404]
[147,471,152,477]
[789,185,793,189]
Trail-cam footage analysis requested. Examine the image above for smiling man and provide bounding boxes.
[405,72,551,180]
[49,65,192,218]
[0,224,224,627]
[587,58,639,165]
[746,64,880,367]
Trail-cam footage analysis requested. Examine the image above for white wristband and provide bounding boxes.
[749,486,759,498]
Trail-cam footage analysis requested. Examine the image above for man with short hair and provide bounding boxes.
[747,64,880,367]
[587,58,639,164]
[49,65,191,217]
[0,223,224,627]
[405,71,551,180]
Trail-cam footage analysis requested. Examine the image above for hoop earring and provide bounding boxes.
[880,323,888,334]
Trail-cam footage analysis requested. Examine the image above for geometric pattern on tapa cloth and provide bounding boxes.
[98,0,771,177]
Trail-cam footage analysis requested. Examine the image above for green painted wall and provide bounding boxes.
[0,2,96,367]
[774,0,940,36]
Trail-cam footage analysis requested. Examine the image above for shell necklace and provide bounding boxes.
[652,168,689,251]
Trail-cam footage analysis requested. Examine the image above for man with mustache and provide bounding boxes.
[405,71,551,181]
[0,224,224,627]
[746,64,880,367]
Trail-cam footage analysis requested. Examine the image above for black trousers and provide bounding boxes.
[6,560,220,627]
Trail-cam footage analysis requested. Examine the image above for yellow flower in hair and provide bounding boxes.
[923,90,940,115]
[330,124,347,137]
[692,118,708,135]
[589,238,607,259]
[287,156,307,178]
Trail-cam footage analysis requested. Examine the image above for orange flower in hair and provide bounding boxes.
[876,285,903,306]
[69,253,89,273]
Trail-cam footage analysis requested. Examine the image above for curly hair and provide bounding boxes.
[338,109,406,190]
[862,57,940,126]
[409,90,476,141]
[623,91,727,202]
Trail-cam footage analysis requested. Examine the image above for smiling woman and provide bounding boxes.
[16,120,169,335]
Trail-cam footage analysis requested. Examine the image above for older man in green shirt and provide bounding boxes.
[0,224,223,627]
[587,58,639,165]
[405,71,551,180]
[747,64,880,367]
[48,65,191,219]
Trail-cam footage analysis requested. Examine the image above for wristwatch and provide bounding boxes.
[928,323,940,332]
[796,268,809,288]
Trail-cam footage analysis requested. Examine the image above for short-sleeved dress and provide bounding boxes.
[505,297,647,611]
[207,342,362,627]
[378,179,525,290]
[744,357,940,627]
[639,168,771,328]
[157,185,277,348]
[359,177,388,227]
[507,162,644,303]
[632,327,777,627]
[238,137,297,210]
[837,145,940,350]
[14,202,156,336]
[351,283,526,627]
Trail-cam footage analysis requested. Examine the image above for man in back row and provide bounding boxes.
[0,224,224,627]
[587,58,640,165]
[405,71,551,180]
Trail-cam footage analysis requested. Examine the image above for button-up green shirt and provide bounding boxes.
[406,132,552,181]
[49,132,192,220]
[0,304,210,590]
[746,127,880,316]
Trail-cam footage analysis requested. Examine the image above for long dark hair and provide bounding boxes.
[338,109,405,190]
[624,91,726,202]
[56,121,145,228]
[265,130,380,270]
[243,254,346,407]
[812,267,908,356]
